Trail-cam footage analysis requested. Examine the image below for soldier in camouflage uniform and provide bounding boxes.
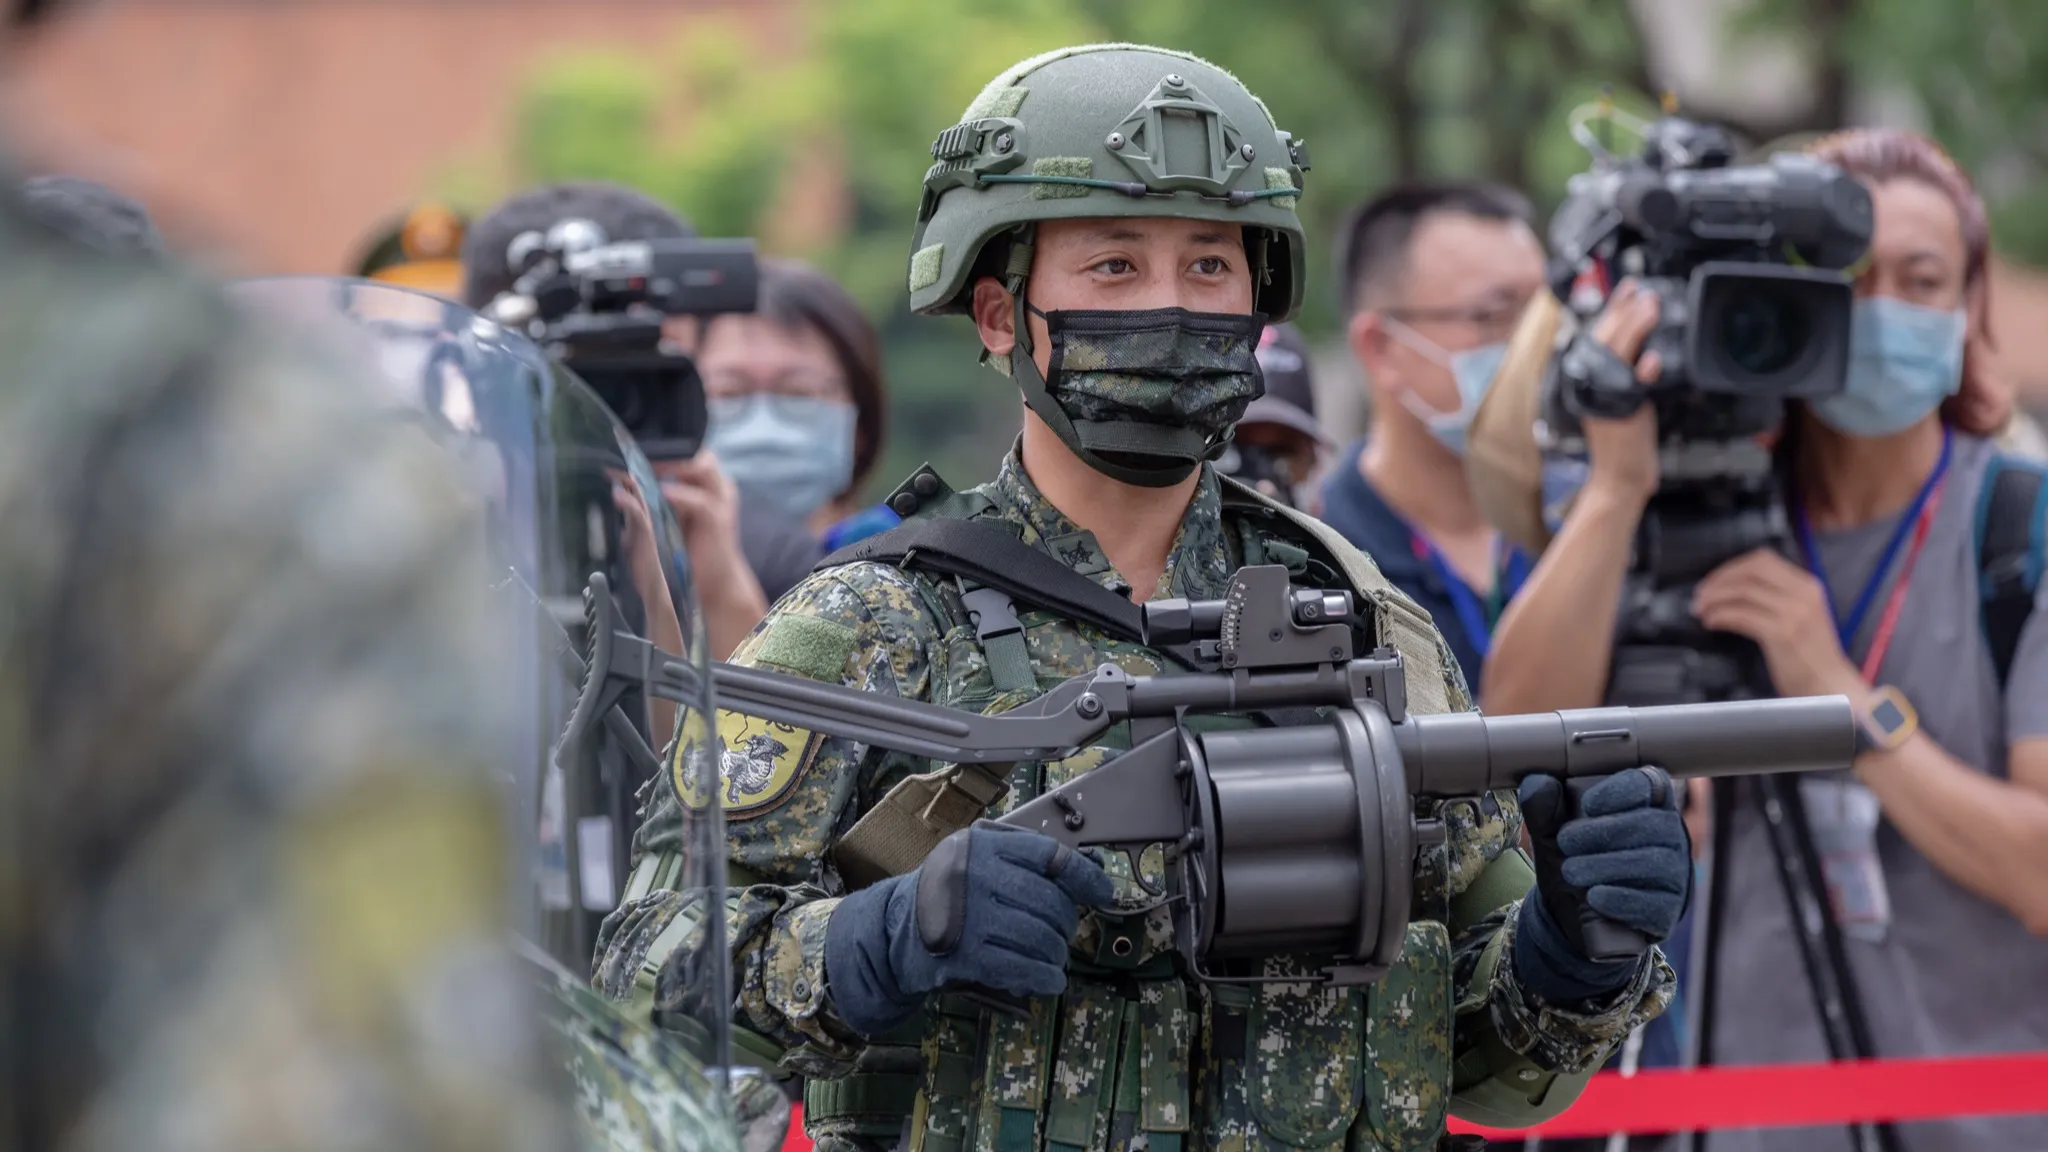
[597,45,1690,1152]
[0,199,576,1144]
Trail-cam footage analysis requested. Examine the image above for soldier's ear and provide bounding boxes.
[971,277,1017,360]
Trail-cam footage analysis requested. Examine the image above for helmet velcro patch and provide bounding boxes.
[1264,167,1300,210]
[958,42,1248,120]
[1032,157,1095,199]
[909,243,945,293]
[965,85,1029,121]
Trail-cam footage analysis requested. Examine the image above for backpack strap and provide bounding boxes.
[822,517,1149,644]
[1975,453,2048,689]
[817,516,1208,677]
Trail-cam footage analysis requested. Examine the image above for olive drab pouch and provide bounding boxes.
[1352,922,1454,1151]
[1246,967,1369,1150]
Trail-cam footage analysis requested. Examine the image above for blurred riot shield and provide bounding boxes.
[225,278,740,1141]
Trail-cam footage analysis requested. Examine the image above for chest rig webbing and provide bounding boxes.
[802,467,1472,1152]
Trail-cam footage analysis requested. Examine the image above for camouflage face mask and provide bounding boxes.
[1012,303,1268,488]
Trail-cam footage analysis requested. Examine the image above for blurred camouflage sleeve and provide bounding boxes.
[1437,789,1675,1121]
[595,563,942,1074]
[0,253,573,1150]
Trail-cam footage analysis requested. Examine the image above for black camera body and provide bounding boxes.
[1546,117,1873,444]
[487,219,759,460]
[1543,117,1874,705]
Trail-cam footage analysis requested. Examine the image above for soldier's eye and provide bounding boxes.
[1094,258,1135,275]
[1192,256,1230,276]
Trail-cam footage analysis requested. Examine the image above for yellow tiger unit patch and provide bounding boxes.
[673,709,817,818]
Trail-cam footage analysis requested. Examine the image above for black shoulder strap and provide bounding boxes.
[1977,456,2047,688]
[820,517,1150,642]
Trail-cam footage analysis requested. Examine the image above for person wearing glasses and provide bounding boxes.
[1318,183,1544,687]
[694,256,895,567]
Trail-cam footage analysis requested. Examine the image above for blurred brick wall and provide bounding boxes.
[3,0,797,274]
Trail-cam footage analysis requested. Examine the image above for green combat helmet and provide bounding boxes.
[906,45,1310,484]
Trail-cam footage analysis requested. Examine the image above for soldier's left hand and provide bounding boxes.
[1513,767,1690,1005]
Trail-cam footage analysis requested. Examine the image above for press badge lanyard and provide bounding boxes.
[1793,426,1952,680]
[1410,533,1531,660]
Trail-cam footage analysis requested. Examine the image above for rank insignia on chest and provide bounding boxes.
[681,710,819,817]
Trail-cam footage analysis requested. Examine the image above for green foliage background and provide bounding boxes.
[476,0,2048,499]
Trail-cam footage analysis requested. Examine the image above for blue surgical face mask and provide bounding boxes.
[704,393,857,518]
[1386,318,1508,456]
[1810,297,1966,437]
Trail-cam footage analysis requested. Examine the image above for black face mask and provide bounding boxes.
[1011,300,1267,487]
[1215,440,1303,510]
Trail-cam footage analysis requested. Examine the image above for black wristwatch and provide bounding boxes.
[1853,685,1918,756]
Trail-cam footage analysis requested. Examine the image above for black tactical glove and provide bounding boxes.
[1515,767,1690,1004]
[823,822,1115,1035]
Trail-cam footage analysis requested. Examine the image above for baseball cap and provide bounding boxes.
[1243,322,1331,445]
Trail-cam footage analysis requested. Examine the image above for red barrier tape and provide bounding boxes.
[1454,1054,2048,1139]
[784,1054,2048,1149]
[786,1104,813,1152]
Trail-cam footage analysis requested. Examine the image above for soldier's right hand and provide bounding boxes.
[823,822,1115,1035]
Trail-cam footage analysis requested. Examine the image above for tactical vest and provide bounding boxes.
[802,470,1485,1152]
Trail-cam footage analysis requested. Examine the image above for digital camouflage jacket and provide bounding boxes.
[598,451,1673,1152]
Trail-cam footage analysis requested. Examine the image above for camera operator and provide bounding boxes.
[464,181,772,657]
[1484,128,2048,1152]
[696,256,894,559]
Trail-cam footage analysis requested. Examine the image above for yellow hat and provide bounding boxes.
[354,203,468,300]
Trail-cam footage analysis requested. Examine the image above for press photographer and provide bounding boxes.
[464,181,777,658]
[1479,124,2048,1152]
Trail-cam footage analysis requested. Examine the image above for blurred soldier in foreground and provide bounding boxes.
[16,173,166,257]
[0,4,576,1139]
[0,201,577,1147]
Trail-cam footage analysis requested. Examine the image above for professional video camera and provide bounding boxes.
[486,217,759,459]
[1541,109,1875,704]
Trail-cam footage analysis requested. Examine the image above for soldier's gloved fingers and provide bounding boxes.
[1557,807,1688,856]
[983,916,1071,970]
[981,824,1076,875]
[1518,773,1569,838]
[1561,847,1691,893]
[973,946,1071,999]
[1586,885,1686,937]
[988,883,1080,940]
[1576,766,1676,818]
[1050,845,1116,909]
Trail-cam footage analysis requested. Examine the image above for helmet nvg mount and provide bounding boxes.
[906,44,1310,322]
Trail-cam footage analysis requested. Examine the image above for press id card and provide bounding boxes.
[1800,777,1892,944]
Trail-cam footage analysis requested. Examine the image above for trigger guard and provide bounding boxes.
[1118,846,1162,895]
[1107,845,1175,915]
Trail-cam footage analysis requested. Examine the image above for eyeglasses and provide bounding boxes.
[700,368,850,403]
[1382,298,1532,345]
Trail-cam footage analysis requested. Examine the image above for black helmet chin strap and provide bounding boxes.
[1000,228,1225,489]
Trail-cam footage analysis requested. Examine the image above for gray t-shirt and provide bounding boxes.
[1706,434,2048,1152]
